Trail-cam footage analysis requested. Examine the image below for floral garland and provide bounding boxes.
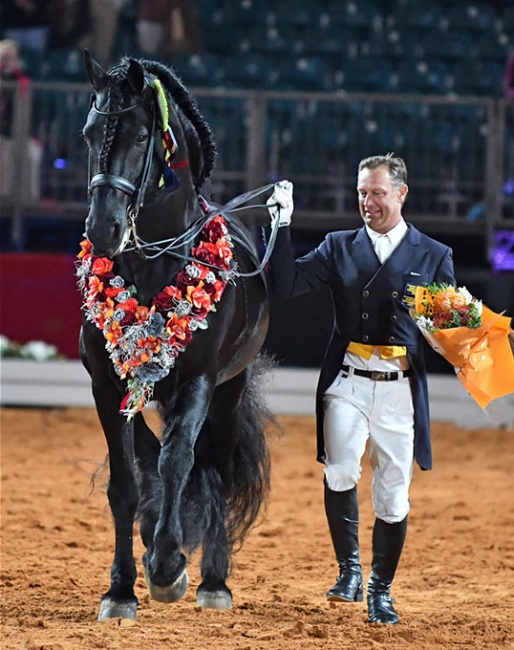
[77,215,236,419]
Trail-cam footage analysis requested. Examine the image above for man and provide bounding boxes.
[265,154,455,624]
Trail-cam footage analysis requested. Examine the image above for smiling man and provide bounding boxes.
[265,154,455,624]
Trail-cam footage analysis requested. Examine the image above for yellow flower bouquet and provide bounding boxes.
[411,283,514,409]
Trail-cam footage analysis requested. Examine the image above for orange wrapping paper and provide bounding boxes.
[414,289,514,409]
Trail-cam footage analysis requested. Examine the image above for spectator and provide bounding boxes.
[0,39,42,200]
[136,0,202,58]
[80,0,128,69]
[1,0,51,54]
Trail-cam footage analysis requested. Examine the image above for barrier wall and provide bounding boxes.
[0,253,83,359]
[0,361,512,429]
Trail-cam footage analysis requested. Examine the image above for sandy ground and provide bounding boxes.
[1,407,514,650]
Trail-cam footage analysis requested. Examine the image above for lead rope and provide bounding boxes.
[124,182,283,277]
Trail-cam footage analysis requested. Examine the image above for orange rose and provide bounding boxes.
[166,314,192,342]
[105,323,122,343]
[164,285,182,300]
[215,241,233,264]
[186,285,212,313]
[104,286,124,298]
[92,257,114,276]
[135,305,150,323]
[211,279,226,302]
[118,297,138,313]
[88,275,103,295]
[78,239,92,258]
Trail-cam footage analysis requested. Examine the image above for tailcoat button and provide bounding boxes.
[363,335,369,342]
[391,291,398,298]
[363,290,369,297]
[388,336,395,343]
[391,315,397,322]
[362,312,369,320]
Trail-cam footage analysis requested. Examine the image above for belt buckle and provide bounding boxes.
[370,371,387,381]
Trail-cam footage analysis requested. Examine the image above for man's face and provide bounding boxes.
[357,165,408,234]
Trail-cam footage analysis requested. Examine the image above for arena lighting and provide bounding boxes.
[491,230,514,272]
[53,158,67,170]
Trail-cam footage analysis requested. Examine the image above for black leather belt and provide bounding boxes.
[341,364,411,381]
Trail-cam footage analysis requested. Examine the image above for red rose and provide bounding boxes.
[175,269,197,290]
[118,297,138,313]
[92,257,114,276]
[153,291,177,312]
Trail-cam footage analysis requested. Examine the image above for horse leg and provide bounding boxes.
[194,372,249,610]
[93,385,140,621]
[133,412,162,551]
[143,375,212,603]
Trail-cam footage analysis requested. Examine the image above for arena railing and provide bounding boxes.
[0,81,512,258]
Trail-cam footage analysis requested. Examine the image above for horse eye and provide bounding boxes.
[136,134,148,144]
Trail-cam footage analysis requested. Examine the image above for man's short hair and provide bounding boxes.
[358,153,408,189]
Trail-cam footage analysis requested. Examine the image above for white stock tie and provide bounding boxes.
[375,234,392,264]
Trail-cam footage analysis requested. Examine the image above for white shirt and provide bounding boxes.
[365,219,408,264]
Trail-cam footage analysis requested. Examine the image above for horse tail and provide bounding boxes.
[225,353,276,549]
[180,353,278,554]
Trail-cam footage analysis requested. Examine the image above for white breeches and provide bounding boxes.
[323,370,415,524]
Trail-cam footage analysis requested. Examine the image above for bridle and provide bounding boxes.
[87,94,162,244]
[87,91,281,277]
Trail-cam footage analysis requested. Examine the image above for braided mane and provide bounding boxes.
[98,63,127,174]
[100,57,218,191]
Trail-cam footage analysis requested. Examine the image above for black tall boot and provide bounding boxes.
[367,516,408,624]
[324,483,363,602]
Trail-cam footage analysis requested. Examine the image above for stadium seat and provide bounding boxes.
[325,1,383,33]
[171,53,224,87]
[445,3,499,34]
[451,60,505,96]
[335,58,393,93]
[277,56,331,92]
[390,1,444,31]
[223,53,274,89]
[393,59,451,94]
[272,0,323,29]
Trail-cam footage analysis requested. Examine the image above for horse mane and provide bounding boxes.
[139,58,218,191]
[101,57,218,191]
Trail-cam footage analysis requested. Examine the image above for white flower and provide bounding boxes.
[0,334,12,355]
[457,286,473,303]
[20,340,60,361]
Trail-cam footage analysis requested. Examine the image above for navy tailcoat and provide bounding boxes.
[266,223,455,471]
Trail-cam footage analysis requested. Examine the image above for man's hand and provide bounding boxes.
[267,180,294,227]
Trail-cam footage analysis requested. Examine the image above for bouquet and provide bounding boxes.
[411,283,514,409]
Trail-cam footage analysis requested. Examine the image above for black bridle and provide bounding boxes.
[87,92,281,277]
[87,96,158,234]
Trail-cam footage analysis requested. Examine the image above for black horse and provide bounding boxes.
[78,51,272,621]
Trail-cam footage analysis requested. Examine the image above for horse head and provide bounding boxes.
[82,51,218,257]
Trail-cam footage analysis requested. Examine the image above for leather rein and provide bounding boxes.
[87,95,280,278]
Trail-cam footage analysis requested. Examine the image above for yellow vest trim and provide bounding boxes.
[347,342,407,359]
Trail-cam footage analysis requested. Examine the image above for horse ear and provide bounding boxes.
[84,49,107,92]
[126,59,146,96]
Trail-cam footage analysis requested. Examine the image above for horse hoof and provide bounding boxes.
[98,597,137,621]
[196,588,233,610]
[143,565,189,603]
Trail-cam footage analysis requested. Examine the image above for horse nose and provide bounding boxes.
[85,211,126,257]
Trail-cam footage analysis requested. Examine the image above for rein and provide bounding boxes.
[87,89,281,278]
[123,183,282,278]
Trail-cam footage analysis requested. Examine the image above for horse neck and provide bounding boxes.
[115,188,202,305]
